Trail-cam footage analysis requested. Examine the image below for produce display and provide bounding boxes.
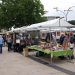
[38,41,67,51]
[27,45,73,57]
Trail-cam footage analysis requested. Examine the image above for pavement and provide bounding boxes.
[0,47,75,75]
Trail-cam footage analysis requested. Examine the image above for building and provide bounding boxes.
[43,10,63,20]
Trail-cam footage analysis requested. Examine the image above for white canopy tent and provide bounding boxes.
[13,28,20,32]
[13,26,27,32]
[12,18,74,32]
[70,28,75,31]
[24,18,74,31]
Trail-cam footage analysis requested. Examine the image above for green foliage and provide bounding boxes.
[68,20,75,25]
[0,0,46,29]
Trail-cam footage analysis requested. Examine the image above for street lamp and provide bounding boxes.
[65,6,75,21]
[54,7,66,17]
[59,17,64,36]
[53,6,75,21]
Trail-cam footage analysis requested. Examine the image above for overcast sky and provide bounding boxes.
[41,0,75,21]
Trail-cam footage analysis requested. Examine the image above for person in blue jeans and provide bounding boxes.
[0,35,4,53]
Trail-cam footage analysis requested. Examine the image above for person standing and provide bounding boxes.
[0,35,4,53]
[59,33,65,45]
[6,35,12,51]
[52,33,57,46]
[63,33,69,49]
[69,33,74,50]
[2,34,6,46]
[73,34,75,47]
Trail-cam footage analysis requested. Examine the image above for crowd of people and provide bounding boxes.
[0,33,35,54]
[0,32,75,54]
[58,32,75,50]
[0,34,13,53]
[41,32,75,50]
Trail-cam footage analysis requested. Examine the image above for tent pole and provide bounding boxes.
[49,27,53,64]
[59,18,61,36]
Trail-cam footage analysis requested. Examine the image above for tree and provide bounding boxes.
[0,0,46,29]
[68,20,75,25]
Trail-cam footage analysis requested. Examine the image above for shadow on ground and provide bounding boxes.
[28,56,75,75]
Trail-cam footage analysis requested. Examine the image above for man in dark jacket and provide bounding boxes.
[59,34,65,45]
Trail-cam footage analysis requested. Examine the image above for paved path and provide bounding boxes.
[0,47,75,75]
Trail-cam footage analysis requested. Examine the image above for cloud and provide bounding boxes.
[41,0,75,10]
[41,0,75,20]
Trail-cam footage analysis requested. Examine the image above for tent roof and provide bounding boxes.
[13,18,74,32]
[25,18,74,30]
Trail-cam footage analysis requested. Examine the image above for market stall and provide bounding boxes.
[10,18,74,63]
[6,27,27,53]
[22,19,75,63]
[23,45,73,63]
